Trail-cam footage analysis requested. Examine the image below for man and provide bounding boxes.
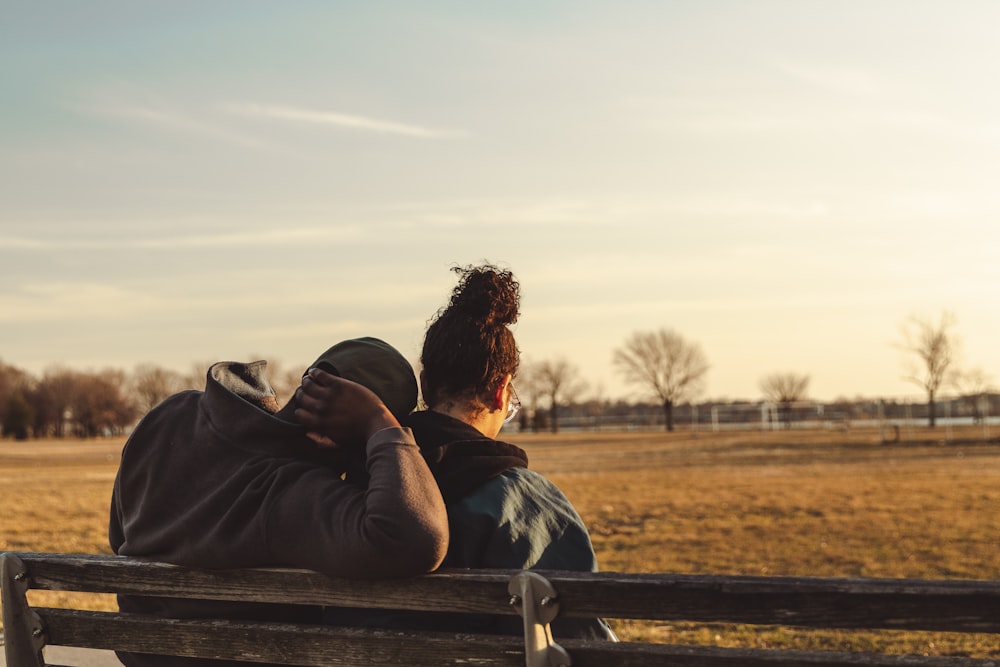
[109,337,448,667]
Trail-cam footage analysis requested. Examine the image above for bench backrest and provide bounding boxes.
[4,552,1000,667]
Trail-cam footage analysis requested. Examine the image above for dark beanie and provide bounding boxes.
[308,337,417,420]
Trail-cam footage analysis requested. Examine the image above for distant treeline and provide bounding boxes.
[1,361,177,439]
[1,357,997,440]
[0,358,304,440]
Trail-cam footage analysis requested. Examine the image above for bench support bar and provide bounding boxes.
[1,553,47,667]
[507,571,572,667]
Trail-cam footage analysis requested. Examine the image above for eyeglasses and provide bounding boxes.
[503,384,521,424]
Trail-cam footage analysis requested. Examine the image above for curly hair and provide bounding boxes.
[420,263,521,410]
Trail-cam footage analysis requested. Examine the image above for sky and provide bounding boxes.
[2,1,998,403]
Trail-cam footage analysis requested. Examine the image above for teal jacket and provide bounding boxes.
[444,467,616,639]
[446,466,600,571]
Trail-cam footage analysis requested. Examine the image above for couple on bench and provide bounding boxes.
[110,263,614,667]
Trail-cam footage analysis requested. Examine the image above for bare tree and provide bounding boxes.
[759,372,811,427]
[898,312,959,428]
[534,358,588,433]
[0,360,33,437]
[613,328,710,431]
[130,363,188,414]
[513,360,544,432]
[953,367,994,424]
[3,392,33,440]
[70,368,137,437]
[30,366,79,437]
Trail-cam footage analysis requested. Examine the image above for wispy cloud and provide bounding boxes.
[134,226,364,249]
[95,104,283,152]
[375,195,836,229]
[227,103,468,138]
[0,226,364,251]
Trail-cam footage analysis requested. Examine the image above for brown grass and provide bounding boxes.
[1,426,998,657]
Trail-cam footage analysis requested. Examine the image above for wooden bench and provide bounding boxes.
[3,551,999,667]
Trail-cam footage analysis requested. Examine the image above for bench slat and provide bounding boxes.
[39,609,996,667]
[39,609,525,667]
[551,572,1000,633]
[18,552,517,614]
[15,553,1000,632]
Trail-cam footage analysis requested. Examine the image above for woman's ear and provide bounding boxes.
[492,383,505,411]
[492,374,512,411]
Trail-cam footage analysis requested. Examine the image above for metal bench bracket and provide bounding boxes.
[507,571,571,667]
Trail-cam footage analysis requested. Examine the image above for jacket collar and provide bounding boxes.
[403,410,528,504]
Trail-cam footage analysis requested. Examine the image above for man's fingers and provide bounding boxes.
[296,372,343,407]
[297,376,324,399]
[293,384,326,413]
[294,406,319,428]
[304,367,337,386]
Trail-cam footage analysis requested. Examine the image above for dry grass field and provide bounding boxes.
[516,425,1000,657]
[1,425,998,657]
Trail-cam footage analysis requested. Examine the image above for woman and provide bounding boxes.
[402,263,615,640]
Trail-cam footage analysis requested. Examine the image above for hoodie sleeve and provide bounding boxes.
[264,427,448,578]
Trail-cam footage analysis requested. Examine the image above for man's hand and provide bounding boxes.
[294,368,400,450]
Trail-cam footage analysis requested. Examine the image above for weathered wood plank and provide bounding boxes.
[13,553,1000,632]
[39,608,524,667]
[15,552,518,614]
[542,571,1000,633]
[38,609,997,667]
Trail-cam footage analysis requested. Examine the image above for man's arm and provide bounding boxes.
[268,370,448,578]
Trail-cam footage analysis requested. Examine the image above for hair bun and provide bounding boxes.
[447,263,520,328]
